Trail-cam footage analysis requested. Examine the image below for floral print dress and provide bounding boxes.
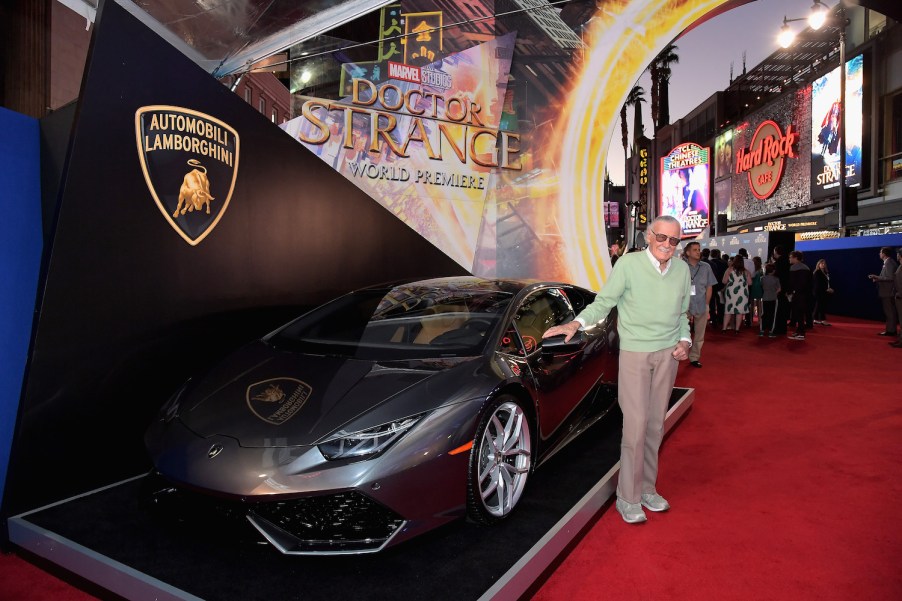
[724,269,750,314]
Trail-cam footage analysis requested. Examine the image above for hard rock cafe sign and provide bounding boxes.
[734,120,799,200]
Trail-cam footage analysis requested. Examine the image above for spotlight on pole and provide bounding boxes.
[776,2,850,235]
[778,18,796,48]
[808,0,828,30]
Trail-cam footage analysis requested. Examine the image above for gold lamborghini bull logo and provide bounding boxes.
[135,105,239,246]
[251,384,285,403]
[173,159,215,217]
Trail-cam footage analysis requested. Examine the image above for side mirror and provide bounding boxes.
[541,331,587,355]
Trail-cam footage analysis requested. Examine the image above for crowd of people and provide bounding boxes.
[682,244,813,344]
[542,228,900,528]
[548,222,900,527]
[679,244,902,354]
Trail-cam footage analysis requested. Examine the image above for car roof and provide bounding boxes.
[357,276,548,296]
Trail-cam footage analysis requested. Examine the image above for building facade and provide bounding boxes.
[652,5,901,242]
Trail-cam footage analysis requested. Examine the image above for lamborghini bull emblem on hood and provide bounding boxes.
[246,378,313,425]
[135,105,240,246]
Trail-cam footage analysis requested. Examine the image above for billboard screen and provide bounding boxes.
[730,87,811,222]
[660,142,710,238]
[604,201,620,228]
[714,177,732,220]
[714,130,733,180]
[811,53,863,198]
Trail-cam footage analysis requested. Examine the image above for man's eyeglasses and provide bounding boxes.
[649,230,680,247]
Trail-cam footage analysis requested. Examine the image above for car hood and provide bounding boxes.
[176,341,487,447]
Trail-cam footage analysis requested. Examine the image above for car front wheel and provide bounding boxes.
[466,396,532,524]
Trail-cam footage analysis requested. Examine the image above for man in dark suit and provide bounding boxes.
[787,251,812,340]
[771,245,791,335]
[869,246,899,336]
[892,248,902,348]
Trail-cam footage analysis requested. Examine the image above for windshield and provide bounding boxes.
[268,285,514,359]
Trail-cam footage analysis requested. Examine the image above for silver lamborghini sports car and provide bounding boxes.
[145,277,619,555]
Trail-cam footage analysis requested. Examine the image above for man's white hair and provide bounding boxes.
[650,214,682,235]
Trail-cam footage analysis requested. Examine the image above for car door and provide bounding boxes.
[507,288,599,444]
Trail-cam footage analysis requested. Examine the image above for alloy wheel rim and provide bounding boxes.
[477,401,531,517]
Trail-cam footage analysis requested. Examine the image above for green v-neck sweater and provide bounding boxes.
[576,251,691,352]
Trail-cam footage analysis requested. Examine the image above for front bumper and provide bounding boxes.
[145,401,485,554]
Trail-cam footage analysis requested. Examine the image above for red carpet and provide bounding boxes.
[0,551,97,600]
[533,317,902,600]
[1,318,900,600]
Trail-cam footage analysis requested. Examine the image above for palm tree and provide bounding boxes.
[654,43,679,130]
[620,99,629,167]
[620,85,645,185]
[629,85,646,147]
[620,84,645,172]
[650,61,660,130]
[619,84,644,247]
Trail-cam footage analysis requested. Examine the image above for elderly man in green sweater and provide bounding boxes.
[543,215,691,524]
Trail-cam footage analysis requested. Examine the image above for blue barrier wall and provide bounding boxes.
[0,107,43,506]
[797,233,902,322]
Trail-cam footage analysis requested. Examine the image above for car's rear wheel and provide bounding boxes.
[466,396,532,524]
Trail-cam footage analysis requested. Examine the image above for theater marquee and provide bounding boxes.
[660,142,710,238]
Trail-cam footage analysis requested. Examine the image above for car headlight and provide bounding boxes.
[318,414,425,460]
[160,379,191,423]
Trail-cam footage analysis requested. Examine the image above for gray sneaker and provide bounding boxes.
[640,492,671,512]
[615,498,647,523]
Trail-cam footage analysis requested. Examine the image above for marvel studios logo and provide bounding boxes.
[388,61,420,83]
[421,68,452,90]
[388,61,451,90]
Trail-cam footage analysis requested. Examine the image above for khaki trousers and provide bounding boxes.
[616,347,679,504]
[688,313,707,362]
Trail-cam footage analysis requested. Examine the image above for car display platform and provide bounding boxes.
[8,387,693,601]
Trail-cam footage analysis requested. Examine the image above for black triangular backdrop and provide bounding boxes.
[3,0,465,517]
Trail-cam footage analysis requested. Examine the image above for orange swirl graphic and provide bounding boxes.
[558,0,729,291]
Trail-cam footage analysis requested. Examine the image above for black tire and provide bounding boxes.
[466,395,533,525]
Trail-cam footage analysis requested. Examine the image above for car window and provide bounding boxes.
[503,289,574,356]
[268,285,513,359]
[561,286,595,313]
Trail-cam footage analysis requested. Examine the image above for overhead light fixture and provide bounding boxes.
[300,70,312,84]
[808,0,828,30]
[778,17,796,48]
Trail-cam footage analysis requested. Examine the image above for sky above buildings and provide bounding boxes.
[605,0,831,186]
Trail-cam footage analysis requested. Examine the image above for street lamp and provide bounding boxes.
[808,1,829,30]
[777,1,849,235]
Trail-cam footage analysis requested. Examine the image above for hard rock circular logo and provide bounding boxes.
[735,120,799,200]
